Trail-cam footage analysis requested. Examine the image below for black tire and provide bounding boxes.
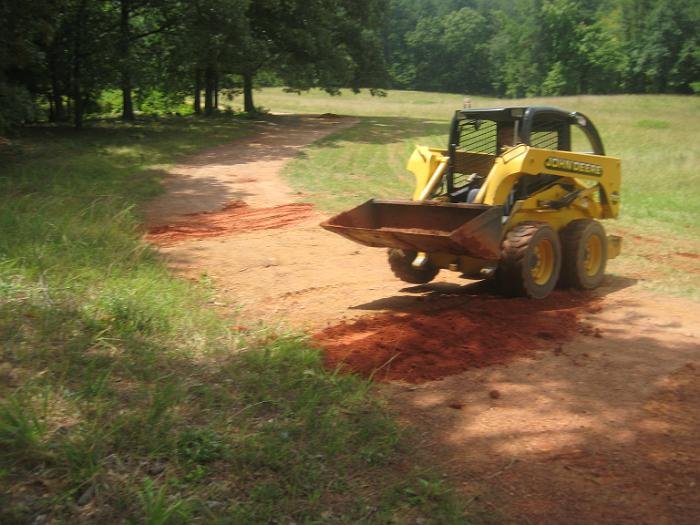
[387,249,439,284]
[496,222,562,299]
[559,219,607,289]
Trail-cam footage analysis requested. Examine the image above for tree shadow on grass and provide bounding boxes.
[0,291,467,523]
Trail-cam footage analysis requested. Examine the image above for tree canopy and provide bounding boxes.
[0,0,697,131]
[387,0,698,97]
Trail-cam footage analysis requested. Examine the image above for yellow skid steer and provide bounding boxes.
[321,107,621,299]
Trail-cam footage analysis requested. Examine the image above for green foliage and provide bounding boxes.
[96,89,124,116]
[406,7,491,93]
[96,89,192,117]
[233,0,389,111]
[3,0,698,131]
[138,478,190,525]
[0,391,49,462]
[0,84,37,132]
[623,0,700,93]
[386,0,700,96]
[0,0,390,127]
[176,428,226,464]
[541,62,568,96]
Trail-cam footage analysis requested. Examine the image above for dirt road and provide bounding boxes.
[146,115,700,524]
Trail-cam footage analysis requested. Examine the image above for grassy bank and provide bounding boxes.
[0,117,467,523]
[275,90,699,299]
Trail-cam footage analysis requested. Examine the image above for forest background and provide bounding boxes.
[1,0,698,131]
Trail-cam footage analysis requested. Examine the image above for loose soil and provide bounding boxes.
[146,115,700,524]
[316,292,584,383]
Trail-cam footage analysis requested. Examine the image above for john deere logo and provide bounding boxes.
[544,156,603,177]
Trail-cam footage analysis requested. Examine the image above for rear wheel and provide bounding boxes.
[387,249,439,284]
[496,222,562,299]
[559,219,607,289]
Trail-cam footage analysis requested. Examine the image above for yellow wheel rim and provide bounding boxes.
[583,234,603,277]
[530,239,555,286]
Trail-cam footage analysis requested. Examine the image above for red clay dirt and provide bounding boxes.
[146,201,314,246]
[315,292,583,383]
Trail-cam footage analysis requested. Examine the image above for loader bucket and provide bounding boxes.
[320,199,505,260]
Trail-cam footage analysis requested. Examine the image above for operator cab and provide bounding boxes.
[443,106,605,206]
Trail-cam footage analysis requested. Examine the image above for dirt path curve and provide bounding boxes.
[146,116,700,524]
[145,114,354,227]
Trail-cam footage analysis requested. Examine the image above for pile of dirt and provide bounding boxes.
[146,201,314,245]
[314,292,589,383]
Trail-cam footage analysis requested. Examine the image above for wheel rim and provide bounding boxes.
[583,234,603,277]
[530,239,555,286]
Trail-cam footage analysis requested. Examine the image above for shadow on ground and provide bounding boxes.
[373,279,700,524]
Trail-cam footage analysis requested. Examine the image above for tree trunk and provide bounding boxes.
[214,73,219,110]
[121,74,134,121]
[194,69,202,114]
[120,0,135,121]
[204,65,215,115]
[73,80,84,129]
[71,0,89,129]
[51,91,65,122]
[243,72,254,113]
[48,55,66,122]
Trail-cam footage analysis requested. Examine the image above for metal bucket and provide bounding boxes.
[320,199,505,260]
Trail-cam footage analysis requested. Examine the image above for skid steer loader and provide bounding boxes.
[321,106,621,299]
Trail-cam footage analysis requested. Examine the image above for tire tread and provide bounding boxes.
[387,249,439,284]
[497,221,561,298]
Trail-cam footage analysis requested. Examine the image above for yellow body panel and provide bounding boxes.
[406,146,448,201]
[475,145,621,221]
[405,143,622,272]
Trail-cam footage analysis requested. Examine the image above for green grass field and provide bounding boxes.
[0,116,467,523]
[270,89,700,298]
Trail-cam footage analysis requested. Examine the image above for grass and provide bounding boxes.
[285,117,447,212]
[0,115,470,522]
[272,89,700,299]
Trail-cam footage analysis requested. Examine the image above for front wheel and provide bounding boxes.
[387,249,439,284]
[496,222,562,299]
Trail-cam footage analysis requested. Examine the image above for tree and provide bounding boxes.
[0,0,55,130]
[163,0,250,115]
[237,0,389,112]
[50,0,116,128]
[624,0,699,93]
[4,0,699,133]
[116,1,164,120]
[406,7,491,93]
[488,0,546,97]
